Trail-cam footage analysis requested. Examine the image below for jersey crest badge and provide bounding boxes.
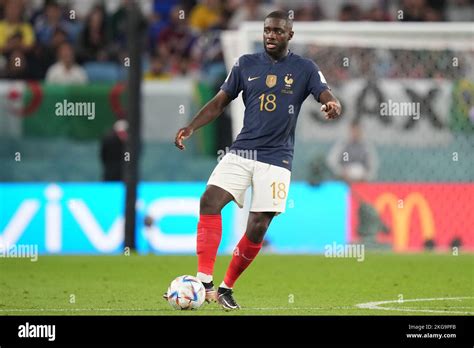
[266,75,277,88]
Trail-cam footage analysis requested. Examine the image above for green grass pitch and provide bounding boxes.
[1,253,472,316]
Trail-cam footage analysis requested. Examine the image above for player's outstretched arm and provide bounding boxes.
[174,90,232,150]
[319,90,342,120]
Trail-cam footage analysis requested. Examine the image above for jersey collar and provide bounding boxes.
[263,49,292,63]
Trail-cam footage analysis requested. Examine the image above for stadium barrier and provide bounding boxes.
[1,182,472,255]
[0,182,347,254]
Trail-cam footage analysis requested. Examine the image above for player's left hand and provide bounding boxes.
[174,126,193,150]
[321,101,341,119]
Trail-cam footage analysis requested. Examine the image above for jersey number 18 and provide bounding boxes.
[259,93,277,112]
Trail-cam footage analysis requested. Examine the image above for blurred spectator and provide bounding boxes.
[400,0,439,21]
[110,0,128,48]
[0,0,5,19]
[364,5,391,21]
[327,120,378,182]
[308,151,334,186]
[353,190,391,250]
[147,10,168,53]
[157,5,197,76]
[0,0,35,54]
[33,0,73,45]
[338,3,361,21]
[77,5,111,63]
[191,8,227,86]
[0,0,470,85]
[100,119,128,181]
[424,6,444,21]
[144,55,171,80]
[228,0,275,29]
[136,0,172,52]
[45,41,88,84]
[426,0,446,20]
[189,0,221,32]
[0,49,29,79]
[153,0,181,22]
[30,27,69,79]
[110,0,148,65]
[401,0,426,22]
[220,0,242,19]
[294,1,325,21]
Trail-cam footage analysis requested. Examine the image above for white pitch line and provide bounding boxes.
[2,298,472,313]
[389,307,473,311]
[356,296,474,315]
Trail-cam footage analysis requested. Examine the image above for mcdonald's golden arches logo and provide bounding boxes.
[374,192,435,251]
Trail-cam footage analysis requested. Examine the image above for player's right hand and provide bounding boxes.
[174,127,193,150]
[321,101,341,119]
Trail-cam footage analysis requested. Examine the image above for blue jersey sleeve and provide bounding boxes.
[220,57,244,100]
[307,61,330,102]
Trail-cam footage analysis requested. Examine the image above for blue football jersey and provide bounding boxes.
[220,51,329,170]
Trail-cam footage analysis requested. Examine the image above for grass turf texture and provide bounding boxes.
[0,253,472,316]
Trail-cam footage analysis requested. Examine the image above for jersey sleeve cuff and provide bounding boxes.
[315,86,331,103]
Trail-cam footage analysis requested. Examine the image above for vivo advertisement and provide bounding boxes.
[0,182,349,255]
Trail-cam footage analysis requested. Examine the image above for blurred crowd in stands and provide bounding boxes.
[0,0,472,83]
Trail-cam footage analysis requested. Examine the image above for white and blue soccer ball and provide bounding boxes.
[166,275,206,310]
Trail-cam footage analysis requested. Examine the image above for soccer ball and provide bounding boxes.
[166,275,206,310]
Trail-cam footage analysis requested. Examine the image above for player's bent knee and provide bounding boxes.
[247,213,274,243]
[200,189,228,215]
[200,192,218,215]
[200,185,233,215]
[254,219,270,234]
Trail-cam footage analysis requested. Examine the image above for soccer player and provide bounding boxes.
[172,10,341,310]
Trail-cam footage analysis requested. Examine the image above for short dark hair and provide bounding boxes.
[265,10,293,28]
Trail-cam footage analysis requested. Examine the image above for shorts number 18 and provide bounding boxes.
[271,182,287,199]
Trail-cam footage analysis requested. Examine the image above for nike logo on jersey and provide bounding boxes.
[248,76,260,81]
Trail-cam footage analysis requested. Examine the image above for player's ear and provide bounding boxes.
[288,30,294,41]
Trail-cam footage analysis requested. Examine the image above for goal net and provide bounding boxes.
[221,22,474,182]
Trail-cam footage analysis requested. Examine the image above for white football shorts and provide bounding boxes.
[207,153,291,213]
